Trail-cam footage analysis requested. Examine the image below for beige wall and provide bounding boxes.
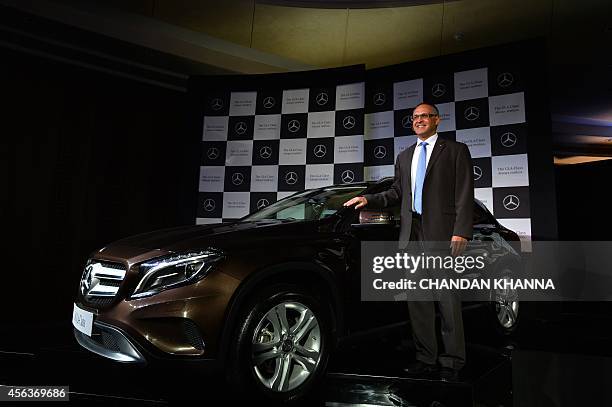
[80,0,609,70]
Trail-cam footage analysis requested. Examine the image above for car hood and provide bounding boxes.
[102,219,328,257]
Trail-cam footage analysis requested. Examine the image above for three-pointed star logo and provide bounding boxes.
[341,170,355,184]
[374,145,387,159]
[313,144,327,158]
[262,96,275,109]
[373,92,386,106]
[315,92,329,106]
[288,119,301,133]
[80,265,94,295]
[231,172,244,186]
[256,198,270,210]
[464,106,480,121]
[501,132,518,148]
[473,165,483,181]
[285,171,298,185]
[234,121,248,135]
[497,72,514,88]
[210,98,223,111]
[206,147,220,160]
[431,83,446,98]
[503,194,520,211]
[203,199,216,212]
[259,146,273,159]
[342,115,356,130]
[401,115,412,129]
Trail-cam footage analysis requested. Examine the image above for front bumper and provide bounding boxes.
[73,321,145,364]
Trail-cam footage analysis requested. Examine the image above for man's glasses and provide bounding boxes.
[411,113,438,121]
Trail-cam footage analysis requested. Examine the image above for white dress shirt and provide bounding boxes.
[410,133,439,211]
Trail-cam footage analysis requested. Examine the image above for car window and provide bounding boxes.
[242,186,367,222]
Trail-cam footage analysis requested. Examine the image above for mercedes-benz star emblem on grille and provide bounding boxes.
[503,194,520,211]
[203,199,216,212]
[373,92,386,106]
[234,121,248,135]
[262,96,275,109]
[259,146,273,159]
[501,132,518,148]
[341,170,355,184]
[210,98,223,111]
[206,147,220,160]
[313,144,327,158]
[342,115,356,130]
[231,172,244,186]
[473,165,483,181]
[401,115,412,129]
[256,198,270,210]
[315,92,329,106]
[285,171,298,185]
[374,145,387,159]
[288,119,301,133]
[80,265,94,295]
[497,72,514,88]
[431,83,446,98]
[464,106,480,121]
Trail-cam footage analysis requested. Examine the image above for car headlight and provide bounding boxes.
[131,249,224,299]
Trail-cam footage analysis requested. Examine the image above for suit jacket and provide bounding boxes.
[364,138,474,247]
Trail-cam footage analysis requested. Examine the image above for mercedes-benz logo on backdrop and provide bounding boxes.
[497,72,514,88]
[234,121,248,135]
[262,96,276,109]
[315,92,329,106]
[341,170,355,184]
[503,194,520,211]
[313,144,327,158]
[374,145,387,159]
[431,83,446,98]
[373,93,386,106]
[256,198,270,210]
[285,171,298,185]
[206,147,220,160]
[342,115,356,130]
[464,106,480,121]
[210,98,223,111]
[203,199,216,212]
[231,172,244,186]
[501,132,518,148]
[473,166,483,181]
[259,146,273,159]
[401,115,412,129]
[288,120,301,133]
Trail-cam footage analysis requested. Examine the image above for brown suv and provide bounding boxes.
[72,178,521,401]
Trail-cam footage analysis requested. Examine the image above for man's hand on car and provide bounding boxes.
[343,196,368,209]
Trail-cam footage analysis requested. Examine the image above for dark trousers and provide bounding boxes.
[407,216,466,369]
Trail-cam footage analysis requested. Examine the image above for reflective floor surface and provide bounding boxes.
[2,303,612,406]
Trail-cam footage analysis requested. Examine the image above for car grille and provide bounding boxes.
[80,260,127,308]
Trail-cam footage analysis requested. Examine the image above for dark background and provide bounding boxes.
[2,47,199,323]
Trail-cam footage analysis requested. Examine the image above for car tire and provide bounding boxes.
[489,269,520,335]
[227,284,330,402]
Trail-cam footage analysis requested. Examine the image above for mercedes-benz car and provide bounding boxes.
[72,177,522,401]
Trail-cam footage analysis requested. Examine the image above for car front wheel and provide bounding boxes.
[228,285,330,402]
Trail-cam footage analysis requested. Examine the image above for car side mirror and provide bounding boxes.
[351,210,396,229]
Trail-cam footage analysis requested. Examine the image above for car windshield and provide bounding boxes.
[242,186,367,222]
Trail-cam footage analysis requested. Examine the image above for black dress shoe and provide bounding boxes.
[403,361,438,376]
[439,366,462,382]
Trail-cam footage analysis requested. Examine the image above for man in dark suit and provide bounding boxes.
[344,102,474,381]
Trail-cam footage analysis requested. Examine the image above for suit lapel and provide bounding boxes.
[404,143,416,193]
[425,138,446,178]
